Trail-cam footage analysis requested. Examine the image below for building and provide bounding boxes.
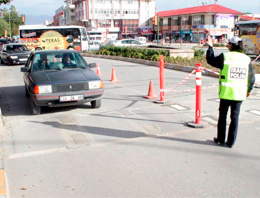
[154,4,243,43]
[53,0,155,42]
[240,14,260,21]
[53,0,76,26]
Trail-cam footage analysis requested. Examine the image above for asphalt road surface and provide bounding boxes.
[0,57,260,198]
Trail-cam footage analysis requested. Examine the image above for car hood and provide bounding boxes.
[7,51,31,55]
[30,68,101,85]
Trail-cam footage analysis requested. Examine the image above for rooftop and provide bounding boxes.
[157,4,243,17]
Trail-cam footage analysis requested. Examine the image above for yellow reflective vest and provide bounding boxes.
[220,52,251,101]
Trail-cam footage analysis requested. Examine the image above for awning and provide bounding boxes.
[209,29,231,36]
[140,33,153,35]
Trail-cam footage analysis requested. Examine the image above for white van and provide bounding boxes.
[134,37,147,44]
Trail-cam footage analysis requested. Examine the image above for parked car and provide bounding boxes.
[21,50,104,115]
[104,39,142,47]
[0,38,9,46]
[134,36,147,44]
[88,41,101,51]
[0,43,31,65]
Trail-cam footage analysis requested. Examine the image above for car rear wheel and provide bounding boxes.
[35,47,42,51]
[91,99,101,108]
[30,96,41,115]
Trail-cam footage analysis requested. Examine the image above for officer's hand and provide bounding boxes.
[206,35,213,47]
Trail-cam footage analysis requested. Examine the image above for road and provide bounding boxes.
[0,57,260,197]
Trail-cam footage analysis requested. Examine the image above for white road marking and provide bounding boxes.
[8,147,67,159]
[170,104,188,111]
[249,110,260,116]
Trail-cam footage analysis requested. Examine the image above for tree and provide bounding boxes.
[0,5,25,37]
[0,0,11,5]
[0,18,9,36]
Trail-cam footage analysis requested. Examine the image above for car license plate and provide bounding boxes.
[19,58,27,61]
[60,95,84,102]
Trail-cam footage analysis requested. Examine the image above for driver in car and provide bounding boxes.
[62,53,76,68]
[37,54,51,70]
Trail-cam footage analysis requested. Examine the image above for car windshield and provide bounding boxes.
[31,52,88,71]
[6,45,29,51]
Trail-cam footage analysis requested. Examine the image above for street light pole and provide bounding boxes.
[157,12,159,45]
[209,0,211,38]
[8,10,11,39]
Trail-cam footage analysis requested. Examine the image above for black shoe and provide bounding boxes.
[225,142,233,148]
[213,137,225,145]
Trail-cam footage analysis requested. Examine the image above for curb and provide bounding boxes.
[81,53,219,78]
[0,170,9,198]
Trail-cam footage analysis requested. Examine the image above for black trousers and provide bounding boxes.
[217,99,243,145]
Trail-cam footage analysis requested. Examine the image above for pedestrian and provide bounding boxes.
[206,35,255,148]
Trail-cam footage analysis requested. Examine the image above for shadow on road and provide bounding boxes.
[31,120,260,160]
[0,85,92,116]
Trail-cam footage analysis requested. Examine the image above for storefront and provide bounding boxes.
[192,29,205,43]
[181,30,192,42]
[206,29,231,43]
[171,31,181,42]
[138,27,153,41]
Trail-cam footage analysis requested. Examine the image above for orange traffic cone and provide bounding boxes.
[144,81,158,99]
[110,67,118,82]
[96,63,102,76]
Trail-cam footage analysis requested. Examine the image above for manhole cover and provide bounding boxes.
[70,134,89,145]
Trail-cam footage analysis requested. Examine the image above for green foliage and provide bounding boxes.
[150,54,160,61]
[100,46,168,60]
[0,6,25,37]
[93,46,245,73]
[194,49,205,57]
[0,0,11,5]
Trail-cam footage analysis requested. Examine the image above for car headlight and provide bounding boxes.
[34,85,52,94]
[10,56,18,59]
[89,81,103,89]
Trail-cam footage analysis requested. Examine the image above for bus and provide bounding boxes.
[88,30,106,44]
[235,20,260,56]
[19,25,89,52]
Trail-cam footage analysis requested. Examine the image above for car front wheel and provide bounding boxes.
[91,99,101,108]
[30,96,41,115]
[7,59,12,66]
[25,86,29,97]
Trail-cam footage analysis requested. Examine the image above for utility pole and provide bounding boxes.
[209,0,211,37]
[8,10,11,38]
[157,12,159,45]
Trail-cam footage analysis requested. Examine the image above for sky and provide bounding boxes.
[1,0,260,17]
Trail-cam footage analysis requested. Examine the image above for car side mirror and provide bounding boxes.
[21,67,29,72]
[89,63,96,68]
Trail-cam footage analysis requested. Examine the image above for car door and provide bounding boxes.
[23,54,34,92]
[0,46,3,63]
[1,45,8,62]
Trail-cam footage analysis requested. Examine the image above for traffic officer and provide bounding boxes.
[206,35,255,148]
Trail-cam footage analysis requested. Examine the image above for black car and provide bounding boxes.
[0,38,9,46]
[0,43,31,65]
[21,50,104,115]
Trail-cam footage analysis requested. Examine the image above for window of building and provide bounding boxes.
[171,18,178,25]
[193,15,205,25]
[181,16,191,25]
